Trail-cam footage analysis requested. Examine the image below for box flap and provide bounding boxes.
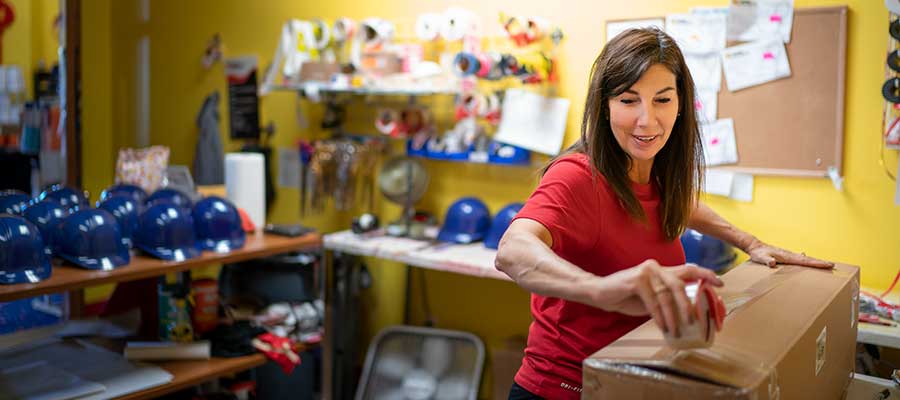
[585,262,859,390]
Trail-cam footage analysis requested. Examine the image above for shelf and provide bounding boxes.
[0,232,322,302]
[323,230,511,281]
[271,83,459,97]
[116,354,268,400]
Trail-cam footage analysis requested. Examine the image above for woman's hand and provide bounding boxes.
[744,238,834,269]
[590,259,723,337]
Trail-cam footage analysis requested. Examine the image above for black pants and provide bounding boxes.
[509,382,544,400]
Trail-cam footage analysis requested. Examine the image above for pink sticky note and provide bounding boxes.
[711,138,720,145]
[770,14,782,23]
[763,52,775,60]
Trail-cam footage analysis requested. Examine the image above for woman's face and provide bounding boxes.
[607,64,680,164]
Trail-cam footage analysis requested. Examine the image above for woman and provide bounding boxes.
[494,27,833,399]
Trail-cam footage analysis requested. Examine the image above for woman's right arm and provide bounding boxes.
[495,218,723,336]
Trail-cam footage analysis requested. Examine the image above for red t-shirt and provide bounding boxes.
[511,153,685,399]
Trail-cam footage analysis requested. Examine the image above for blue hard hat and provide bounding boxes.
[97,195,143,249]
[0,191,31,215]
[146,188,193,211]
[680,228,737,272]
[100,183,148,204]
[437,197,492,244]
[192,196,246,253]
[0,215,52,284]
[57,209,130,270]
[135,203,201,261]
[39,185,89,211]
[484,203,524,249]
[488,142,531,165]
[22,199,69,255]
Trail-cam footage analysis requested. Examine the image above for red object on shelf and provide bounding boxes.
[191,278,219,336]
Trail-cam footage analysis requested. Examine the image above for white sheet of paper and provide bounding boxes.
[277,147,301,189]
[727,0,794,43]
[704,169,734,196]
[721,40,791,92]
[695,90,718,124]
[701,119,738,166]
[685,53,722,92]
[606,18,665,43]
[730,173,754,202]
[494,89,570,155]
[665,13,727,54]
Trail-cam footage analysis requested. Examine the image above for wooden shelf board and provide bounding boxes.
[0,233,321,302]
[115,354,268,400]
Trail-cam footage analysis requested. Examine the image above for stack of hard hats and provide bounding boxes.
[0,184,249,284]
[437,196,523,249]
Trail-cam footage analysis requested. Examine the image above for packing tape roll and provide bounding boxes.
[525,16,550,43]
[375,109,399,136]
[360,18,394,48]
[332,17,356,43]
[442,7,476,41]
[225,153,266,231]
[888,0,900,15]
[310,18,331,49]
[889,50,900,73]
[453,52,480,76]
[415,13,444,41]
[662,280,725,350]
[884,77,900,103]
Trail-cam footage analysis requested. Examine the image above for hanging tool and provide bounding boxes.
[298,140,314,217]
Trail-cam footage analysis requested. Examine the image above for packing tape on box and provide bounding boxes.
[589,340,780,399]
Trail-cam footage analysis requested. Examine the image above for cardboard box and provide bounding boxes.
[298,61,342,83]
[492,336,527,400]
[583,262,859,400]
[359,52,402,76]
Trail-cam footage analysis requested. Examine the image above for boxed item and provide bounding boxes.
[583,262,859,400]
[359,52,402,76]
[298,61,342,83]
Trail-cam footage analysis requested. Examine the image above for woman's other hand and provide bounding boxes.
[744,239,834,269]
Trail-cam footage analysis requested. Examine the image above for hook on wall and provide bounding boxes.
[202,33,223,69]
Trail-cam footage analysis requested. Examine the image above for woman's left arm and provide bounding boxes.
[688,201,834,269]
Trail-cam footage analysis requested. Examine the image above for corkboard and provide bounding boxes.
[717,6,847,177]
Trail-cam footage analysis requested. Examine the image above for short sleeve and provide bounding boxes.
[513,155,602,256]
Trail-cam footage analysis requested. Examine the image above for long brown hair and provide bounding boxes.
[546,27,704,241]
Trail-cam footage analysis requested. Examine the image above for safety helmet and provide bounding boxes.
[100,183,148,204]
[39,185,89,211]
[437,197,491,244]
[146,188,193,211]
[0,191,31,215]
[484,203,523,249]
[22,199,69,255]
[57,209,130,270]
[488,142,531,165]
[192,196,246,253]
[135,203,201,261]
[97,195,143,249]
[680,228,737,272]
[0,215,52,284]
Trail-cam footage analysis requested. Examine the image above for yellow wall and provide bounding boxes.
[79,0,900,396]
[4,0,32,96]
[3,0,59,98]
